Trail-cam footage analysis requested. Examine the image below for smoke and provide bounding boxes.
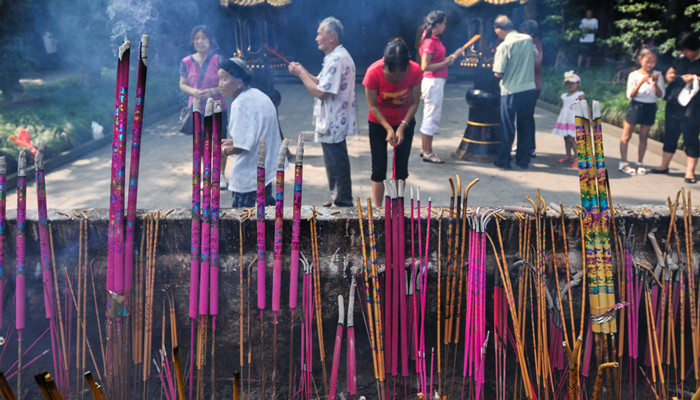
[107,0,158,42]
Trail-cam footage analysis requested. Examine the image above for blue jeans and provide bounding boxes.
[231,183,275,208]
[495,90,536,168]
[321,140,353,207]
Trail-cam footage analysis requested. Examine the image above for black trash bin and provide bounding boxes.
[456,88,500,162]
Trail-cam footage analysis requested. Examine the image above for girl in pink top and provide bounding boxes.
[363,38,423,206]
[418,10,463,163]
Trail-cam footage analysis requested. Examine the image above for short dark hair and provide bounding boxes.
[519,20,539,37]
[383,38,410,73]
[494,15,514,31]
[678,31,700,52]
[190,25,216,49]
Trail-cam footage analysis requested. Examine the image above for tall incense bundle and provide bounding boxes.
[383,180,394,377]
[271,139,288,397]
[0,157,5,330]
[574,100,610,333]
[210,101,223,319]
[328,295,345,400]
[367,198,386,397]
[397,180,408,377]
[125,35,149,307]
[108,40,130,303]
[188,98,202,400]
[15,151,27,398]
[198,98,214,317]
[387,180,399,377]
[35,144,64,390]
[256,138,267,311]
[357,197,380,397]
[347,280,357,396]
[288,134,303,400]
[256,137,267,398]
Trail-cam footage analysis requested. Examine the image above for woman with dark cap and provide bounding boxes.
[218,57,286,207]
[363,38,423,206]
[179,25,229,187]
[651,32,700,183]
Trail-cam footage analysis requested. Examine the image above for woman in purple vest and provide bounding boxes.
[179,25,228,188]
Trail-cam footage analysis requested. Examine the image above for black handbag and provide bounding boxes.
[179,106,193,135]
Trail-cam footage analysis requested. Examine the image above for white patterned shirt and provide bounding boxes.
[314,45,356,144]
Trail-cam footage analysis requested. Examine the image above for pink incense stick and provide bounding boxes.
[264,44,291,65]
[198,98,214,316]
[189,100,203,321]
[347,280,357,396]
[113,40,130,301]
[397,180,408,377]
[256,137,267,311]
[35,143,56,320]
[328,295,345,400]
[125,35,149,304]
[107,40,130,296]
[0,157,5,329]
[272,139,289,318]
[16,151,27,334]
[388,180,399,377]
[383,180,393,376]
[289,134,304,311]
[210,101,223,319]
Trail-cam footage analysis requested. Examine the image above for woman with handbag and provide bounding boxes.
[179,25,228,188]
[651,32,700,183]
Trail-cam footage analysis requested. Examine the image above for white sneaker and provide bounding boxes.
[220,173,227,189]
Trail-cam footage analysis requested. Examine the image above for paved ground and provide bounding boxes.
[6,81,698,210]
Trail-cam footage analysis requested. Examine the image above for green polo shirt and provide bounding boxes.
[493,31,537,96]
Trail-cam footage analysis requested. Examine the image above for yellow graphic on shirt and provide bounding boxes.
[381,89,408,106]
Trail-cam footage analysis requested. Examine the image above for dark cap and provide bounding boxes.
[220,57,252,84]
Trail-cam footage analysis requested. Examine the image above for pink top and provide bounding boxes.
[180,53,227,111]
[363,59,423,126]
[419,36,448,79]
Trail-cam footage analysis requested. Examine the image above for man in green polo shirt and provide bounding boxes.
[492,14,538,170]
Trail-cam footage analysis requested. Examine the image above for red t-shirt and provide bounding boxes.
[362,59,423,126]
[419,36,448,79]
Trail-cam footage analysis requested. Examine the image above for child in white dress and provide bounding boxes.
[552,71,585,168]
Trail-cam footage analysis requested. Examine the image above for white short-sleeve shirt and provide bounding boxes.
[314,45,356,144]
[227,88,287,193]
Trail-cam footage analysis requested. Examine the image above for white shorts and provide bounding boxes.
[419,77,446,136]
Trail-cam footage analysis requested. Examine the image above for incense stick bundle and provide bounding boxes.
[367,199,386,398]
[256,137,267,398]
[15,151,27,398]
[288,135,304,400]
[188,98,202,400]
[0,157,5,331]
[271,139,288,397]
[125,35,149,309]
[199,98,214,317]
[209,101,223,320]
[109,40,130,302]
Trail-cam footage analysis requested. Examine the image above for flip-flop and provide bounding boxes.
[636,165,647,175]
[685,177,697,184]
[650,168,669,174]
[619,162,636,176]
[558,156,573,163]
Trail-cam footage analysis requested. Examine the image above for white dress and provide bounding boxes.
[552,91,584,137]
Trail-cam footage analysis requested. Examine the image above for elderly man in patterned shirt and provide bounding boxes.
[289,16,356,207]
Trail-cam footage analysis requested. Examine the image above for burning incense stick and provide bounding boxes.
[255,137,267,399]
[460,34,481,51]
[188,94,202,400]
[288,134,304,400]
[15,151,26,399]
[264,44,291,64]
[125,35,149,311]
[367,198,386,398]
[272,139,288,397]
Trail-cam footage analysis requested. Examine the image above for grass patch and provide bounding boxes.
[0,66,181,174]
[540,66,666,141]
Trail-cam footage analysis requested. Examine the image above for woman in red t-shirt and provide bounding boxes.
[418,10,463,163]
[363,38,423,206]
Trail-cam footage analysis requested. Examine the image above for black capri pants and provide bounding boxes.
[368,119,416,182]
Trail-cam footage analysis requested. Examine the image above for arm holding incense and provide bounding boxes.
[288,62,330,100]
[420,51,458,72]
[395,84,421,146]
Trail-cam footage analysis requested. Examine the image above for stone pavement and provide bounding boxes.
[6,81,698,210]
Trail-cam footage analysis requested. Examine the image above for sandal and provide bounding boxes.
[558,156,573,163]
[636,164,647,175]
[422,152,445,164]
[619,162,636,176]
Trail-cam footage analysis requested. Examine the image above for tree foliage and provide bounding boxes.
[599,0,671,57]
